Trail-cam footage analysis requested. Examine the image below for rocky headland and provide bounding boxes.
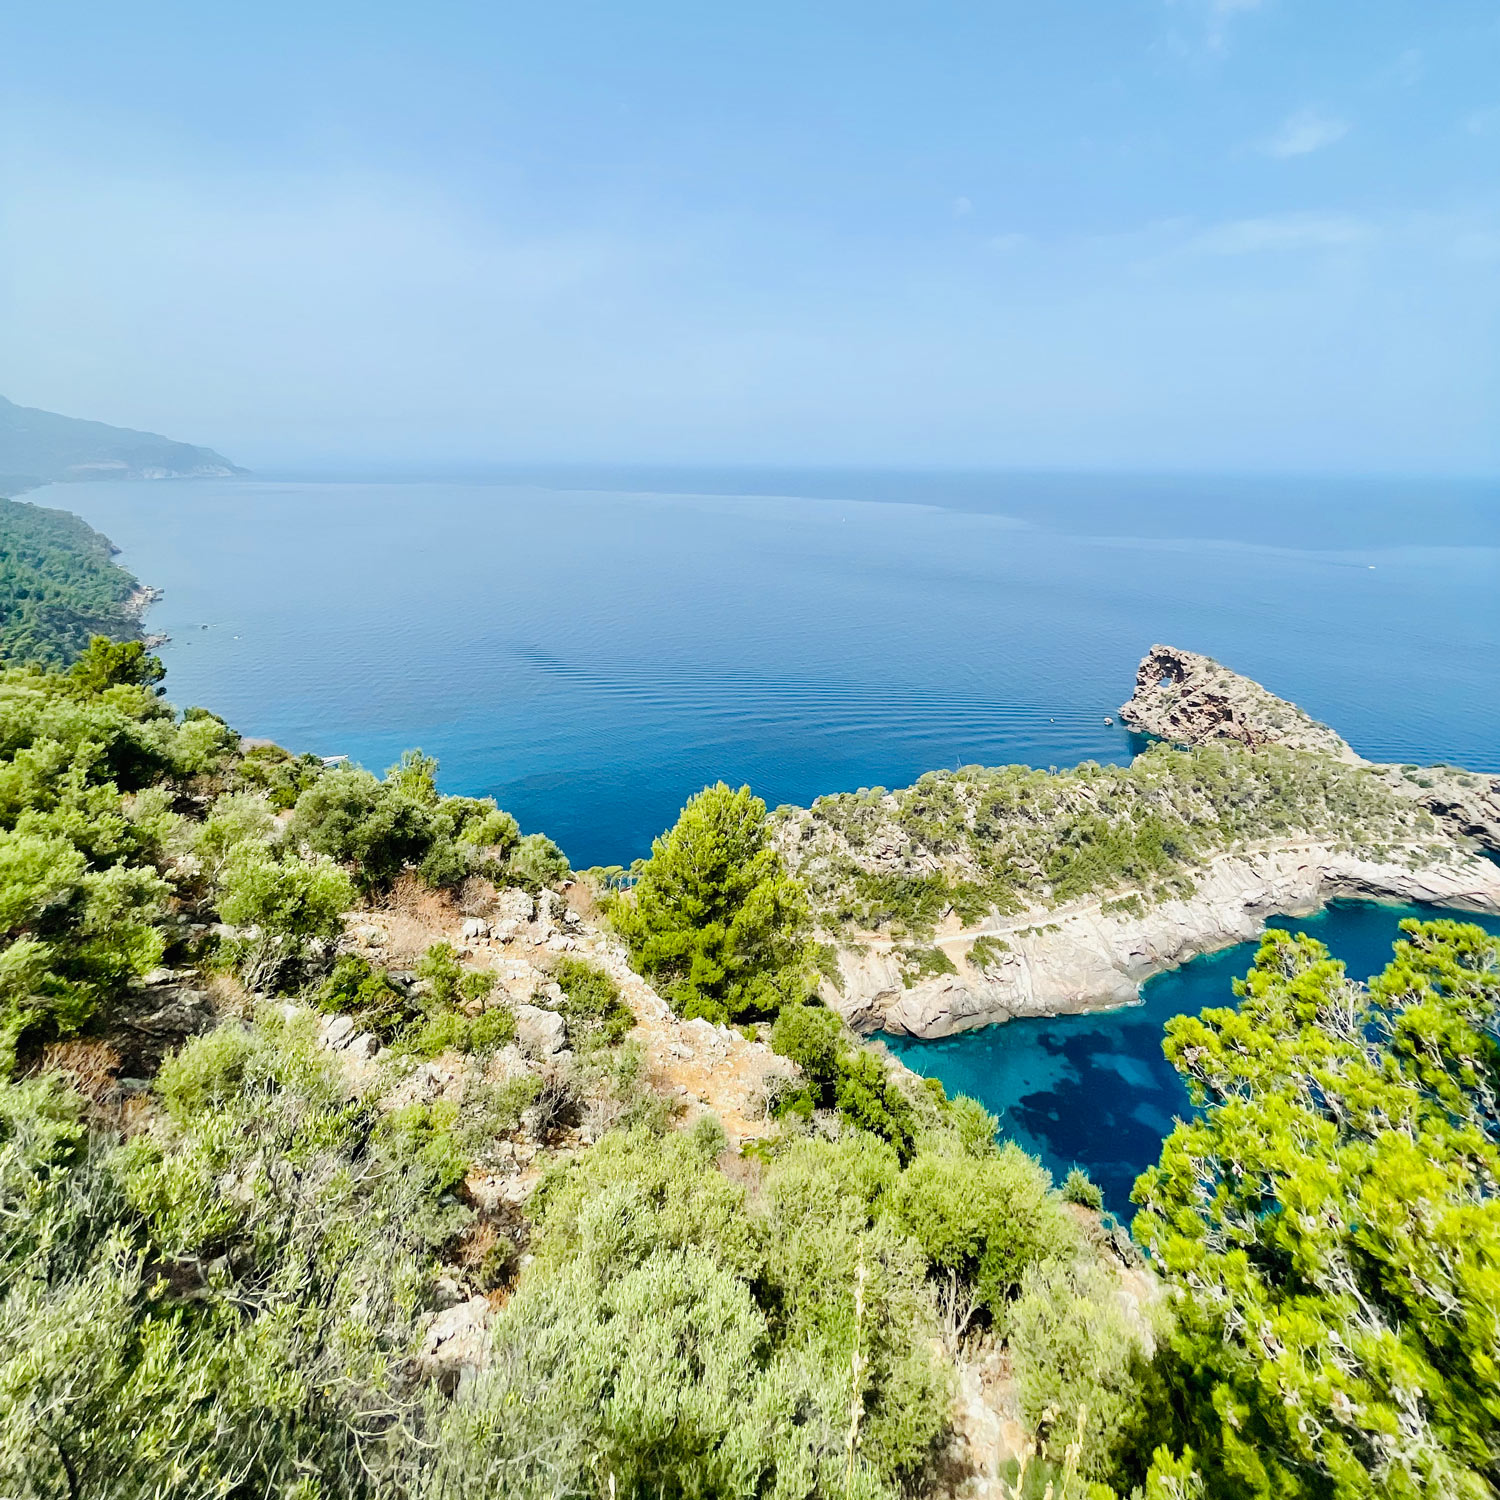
[1124,643,1500,848]
[783,646,1500,1038]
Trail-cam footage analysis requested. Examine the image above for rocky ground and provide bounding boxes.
[322,876,799,1148]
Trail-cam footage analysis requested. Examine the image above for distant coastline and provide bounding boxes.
[0,392,246,496]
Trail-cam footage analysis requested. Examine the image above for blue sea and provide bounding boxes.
[51,468,1500,1205]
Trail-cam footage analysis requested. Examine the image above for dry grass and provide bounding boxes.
[38,1039,120,1103]
[378,875,466,962]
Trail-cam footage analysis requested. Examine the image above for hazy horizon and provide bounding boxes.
[3,2,1498,476]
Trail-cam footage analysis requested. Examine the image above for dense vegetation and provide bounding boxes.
[1133,919,1500,1499]
[783,742,1453,937]
[0,497,147,667]
[0,635,1495,1500]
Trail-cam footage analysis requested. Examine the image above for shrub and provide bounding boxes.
[415,941,464,1005]
[551,957,633,1048]
[398,1002,517,1060]
[384,748,440,805]
[155,1025,257,1120]
[417,834,470,889]
[888,1144,1076,1346]
[453,803,519,854]
[68,637,165,693]
[770,1002,936,1160]
[1008,1259,1152,1479]
[1061,1167,1104,1211]
[217,846,353,992]
[1133,921,1500,1500]
[236,742,323,810]
[196,790,276,876]
[288,764,438,891]
[447,1127,951,1499]
[770,1001,845,1086]
[384,1100,470,1196]
[0,824,168,1061]
[317,953,422,1038]
[833,1048,917,1162]
[900,944,958,985]
[507,831,570,891]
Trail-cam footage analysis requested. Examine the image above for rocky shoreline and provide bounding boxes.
[834,840,1500,1037]
[814,646,1500,1039]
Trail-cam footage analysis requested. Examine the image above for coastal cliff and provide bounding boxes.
[838,842,1500,1037]
[1123,643,1500,851]
[786,646,1500,1038]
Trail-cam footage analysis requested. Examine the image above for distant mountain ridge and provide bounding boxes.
[0,394,247,495]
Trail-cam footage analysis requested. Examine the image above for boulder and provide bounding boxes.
[320,1014,356,1049]
[493,888,535,925]
[514,1004,567,1058]
[417,1295,491,1394]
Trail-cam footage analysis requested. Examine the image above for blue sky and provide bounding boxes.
[1,1,1497,473]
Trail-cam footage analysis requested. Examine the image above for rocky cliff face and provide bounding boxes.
[1119,644,1361,760]
[834,842,1500,1038]
[1372,763,1500,854]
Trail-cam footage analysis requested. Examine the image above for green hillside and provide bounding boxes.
[0,393,245,494]
[0,497,145,666]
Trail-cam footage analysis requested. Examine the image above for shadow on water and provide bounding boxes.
[884,900,1500,1217]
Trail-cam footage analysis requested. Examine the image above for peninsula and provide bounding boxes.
[784,645,1500,1037]
[0,393,245,496]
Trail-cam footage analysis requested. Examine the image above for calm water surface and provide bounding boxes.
[49,469,1500,1192]
[886,900,1500,1215]
[58,470,1500,868]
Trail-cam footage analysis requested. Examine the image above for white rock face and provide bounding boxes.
[417,1295,492,1393]
[842,842,1500,1039]
[514,1003,567,1057]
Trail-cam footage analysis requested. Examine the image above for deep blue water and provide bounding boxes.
[886,900,1500,1216]
[55,470,1500,869]
[44,470,1500,1195]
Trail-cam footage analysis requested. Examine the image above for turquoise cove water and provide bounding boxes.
[886,901,1500,1215]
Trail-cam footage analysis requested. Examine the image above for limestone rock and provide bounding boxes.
[417,1295,491,1393]
[320,1014,356,1049]
[1374,763,1500,854]
[1120,644,1360,761]
[514,1003,567,1058]
[863,842,1500,1039]
[492,888,535,925]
